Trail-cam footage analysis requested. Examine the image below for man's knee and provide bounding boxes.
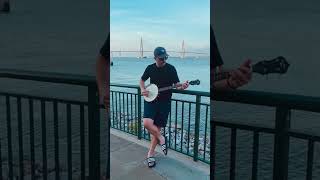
[143,118,153,128]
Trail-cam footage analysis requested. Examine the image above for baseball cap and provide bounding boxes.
[154,47,169,59]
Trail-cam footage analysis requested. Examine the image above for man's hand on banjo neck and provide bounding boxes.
[228,59,252,88]
[214,59,252,90]
[174,81,190,90]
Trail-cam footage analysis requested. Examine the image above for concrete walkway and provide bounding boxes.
[110,129,210,180]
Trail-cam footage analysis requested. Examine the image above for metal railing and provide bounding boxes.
[0,69,107,180]
[212,90,320,180]
[110,83,211,163]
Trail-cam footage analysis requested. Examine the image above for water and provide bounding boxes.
[213,0,320,179]
[110,57,210,92]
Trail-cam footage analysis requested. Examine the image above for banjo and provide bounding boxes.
[144,79,200,102]
[213,56,290,82]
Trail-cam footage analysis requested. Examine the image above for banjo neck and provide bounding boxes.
[156,79,200,93]
[158,85,175,93]
[213,56,290,82]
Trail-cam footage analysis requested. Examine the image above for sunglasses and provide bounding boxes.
[158,56,168,61]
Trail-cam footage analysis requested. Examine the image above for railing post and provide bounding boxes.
[106,105,111,179]
[273,106,290,180]
[88,84,101,179]
[193,95,201,161]
[137,88,142,139]
[211,119,216,179]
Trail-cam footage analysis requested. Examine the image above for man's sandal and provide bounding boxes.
[147,157,156,168]
[160,136,167,155]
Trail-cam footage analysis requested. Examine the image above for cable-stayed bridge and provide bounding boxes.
[111,37,208,59]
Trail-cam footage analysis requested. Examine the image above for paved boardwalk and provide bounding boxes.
[110,129,210,180]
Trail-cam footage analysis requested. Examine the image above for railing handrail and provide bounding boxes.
[0,68,103,179]
[111,82,210,97]
[212,89,320,180]
[0,68,96,86]
[213,90,320,112]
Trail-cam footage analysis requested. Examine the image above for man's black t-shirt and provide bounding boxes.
[141,63,180,101]
[211,27,223,68]
[100,36,109,60]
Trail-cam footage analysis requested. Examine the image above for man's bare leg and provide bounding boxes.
[149,127,163,155]
[143,118,161,138]
[148,134,158,157]
[143,119,165,156]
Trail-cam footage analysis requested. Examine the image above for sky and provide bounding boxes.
[110,0,210,57]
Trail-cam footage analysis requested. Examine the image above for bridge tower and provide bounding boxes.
[139,37,144,58]
[181,40,186,58]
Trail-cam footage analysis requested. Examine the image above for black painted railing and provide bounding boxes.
[212,90,320,180]
[110,83,211,163]
[0,69,107,180]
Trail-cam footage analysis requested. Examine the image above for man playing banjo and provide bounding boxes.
[140,47,189,168]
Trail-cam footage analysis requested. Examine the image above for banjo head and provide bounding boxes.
[144,84,158,102]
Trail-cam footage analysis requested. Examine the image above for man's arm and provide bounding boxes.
[213,60,252,90]
[174,82,183,89]
[139,79,146,91]
[96,55,109,106]
[212,65,235,90]
[171,66,188,90]
[140,79,149,97]
[213,78,234,90]
[174,81,189,90]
